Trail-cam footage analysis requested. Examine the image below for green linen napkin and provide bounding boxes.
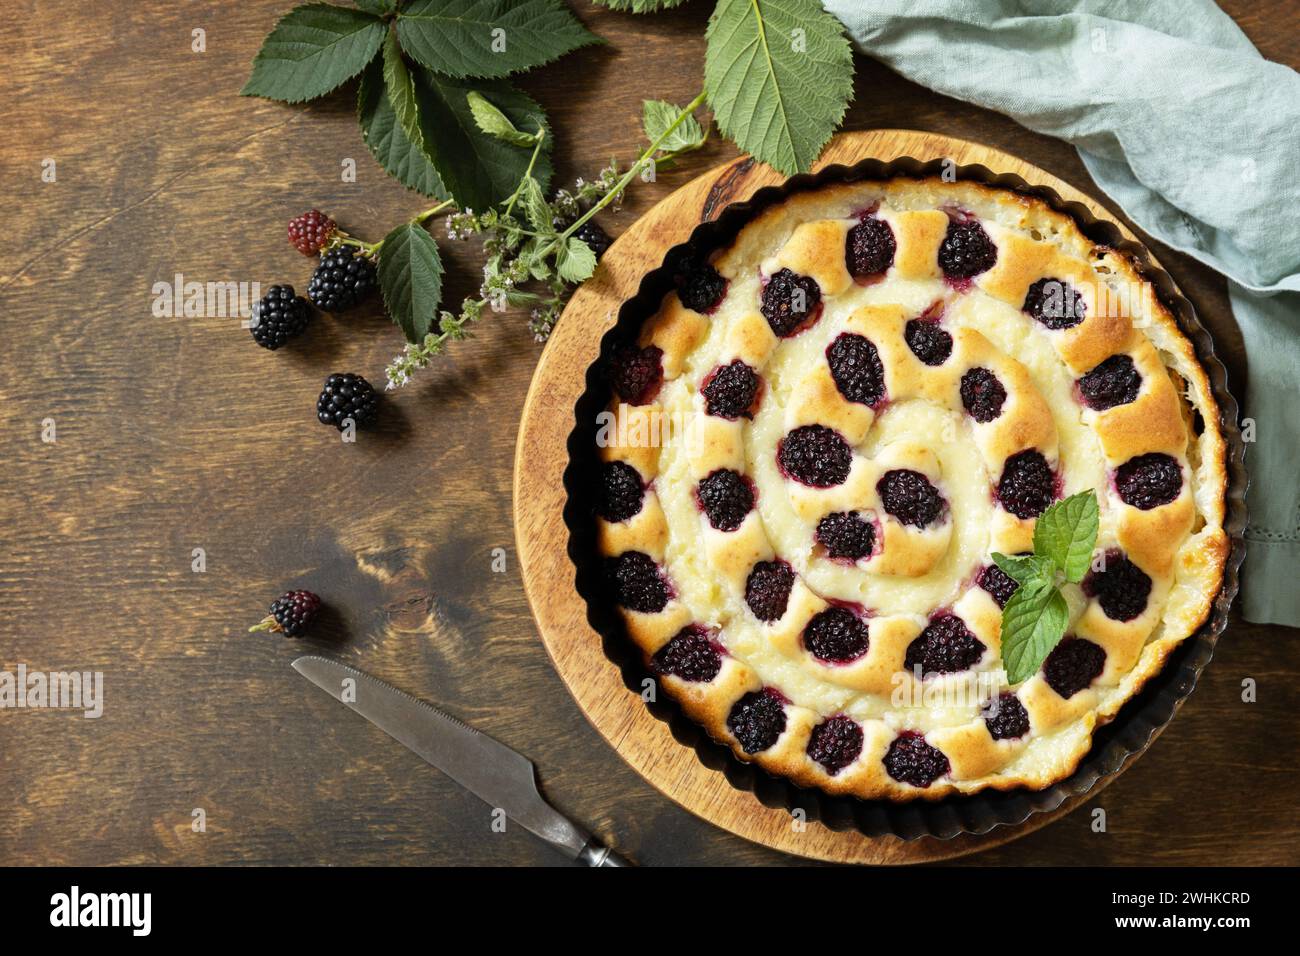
[824,0,1300,626]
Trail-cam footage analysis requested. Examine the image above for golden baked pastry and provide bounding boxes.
[593,177,1228,800]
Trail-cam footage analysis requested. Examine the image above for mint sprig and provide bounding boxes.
[993,490,1100,685]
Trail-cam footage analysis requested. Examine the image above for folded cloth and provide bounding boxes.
[825,0,1300,625]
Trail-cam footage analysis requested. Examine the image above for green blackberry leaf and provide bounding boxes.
[413,71,553,210]
[467,91,541,147]
[357,62,450,199]
[643,99,706,155]
[556,237,597,283]
[242,3,386,104]
[594,0,687,11]
[703,0,852,175]
[520,177,553,234]
[1033,490,1100,584]
[381,31,423,152]
[378,222,444,342]
[1000,579,1070,685]
[354,0,394,13]
[396,0,602,80]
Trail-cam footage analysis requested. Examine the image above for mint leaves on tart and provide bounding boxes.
[994,490,1100,685]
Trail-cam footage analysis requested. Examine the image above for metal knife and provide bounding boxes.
[291,655,630,867]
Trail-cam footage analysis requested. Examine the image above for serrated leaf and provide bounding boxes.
[395,0,601,80]
[412,70,553,210]
[1033,491,1100,584]
[519,177,553,233]
[377,222,444,342]
[242,3,386,103]
[357,62,450,198]
[556,237,596,283]
[991,552,1055,587]
[467,91,540,147]
[1000,580,1071,685]
[519,237,552,279]
[594,0,686,11]
[703,0,852,175]
[381,31,423,151]
[642,99,705,154]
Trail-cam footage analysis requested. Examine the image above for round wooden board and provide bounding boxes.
[513,129,1163,864]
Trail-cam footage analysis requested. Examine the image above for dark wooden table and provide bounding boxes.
[1,1,1295,866]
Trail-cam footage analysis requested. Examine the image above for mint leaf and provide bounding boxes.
[1033,491,1100,584]
[556,237,597,283]
[357,62,450,198]
[991,552,1055,587]
[381,31,423,152]
[519,177,553,234]
[396,0,601,80]
[1000,579,1071,685]
[467,91,541,147]
[412,71,553,210]
[242,4,386,104]
[378,222,444,342]
[704,0,853,175]
[643,99,706,155]
[594,0,686,11]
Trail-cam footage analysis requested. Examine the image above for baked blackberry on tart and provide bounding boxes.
[593,178,1228,800]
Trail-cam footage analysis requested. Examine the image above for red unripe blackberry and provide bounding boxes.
[288,209,337,256]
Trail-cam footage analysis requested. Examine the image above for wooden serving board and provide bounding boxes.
[513,129,1159,864]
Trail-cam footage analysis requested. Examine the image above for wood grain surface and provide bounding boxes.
[0,1,1296,866]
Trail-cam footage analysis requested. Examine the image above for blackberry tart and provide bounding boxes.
[593,178,1228,800]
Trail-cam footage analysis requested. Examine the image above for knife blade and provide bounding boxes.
[291,655,629,866]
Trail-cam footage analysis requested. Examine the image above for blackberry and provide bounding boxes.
[251,589,321,637]
[1042,637,1106,699]
[884,732,949,788]
[978,563,1020,608]
[701,360,760,419]
[960,366,1007,423]
[1082,551,1152,622]
[760,268,821,337]
[1023,277,1086,330]
[287,209,337,257]
[726,689,787,754]
[845,217,896,280]
[596,461,644,523]
[652,626,722,683]
[604,551,670,613]
[696,469,755,532]
[1077,354,1141,411]
[316,372,379,430]
[574,220,613,260]
[904,614,985,677]
[904,317,953,366]
[744,560,795,622]
[250,284,311,350]
[937,218,997,280]
[672,256,727,314]
[807,715,864,775]
[826,333,886,407]
[607,344,663,405]
[877,469,946,528]
[307,245,377,312]
[815,511,875,561]
[1115,453,1182,510]
[997,450,1055,519]
[778,425,852,488]
[982,693,1030,740]
[803,607,869,663]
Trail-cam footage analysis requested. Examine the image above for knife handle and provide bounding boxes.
[577,838,631,867]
